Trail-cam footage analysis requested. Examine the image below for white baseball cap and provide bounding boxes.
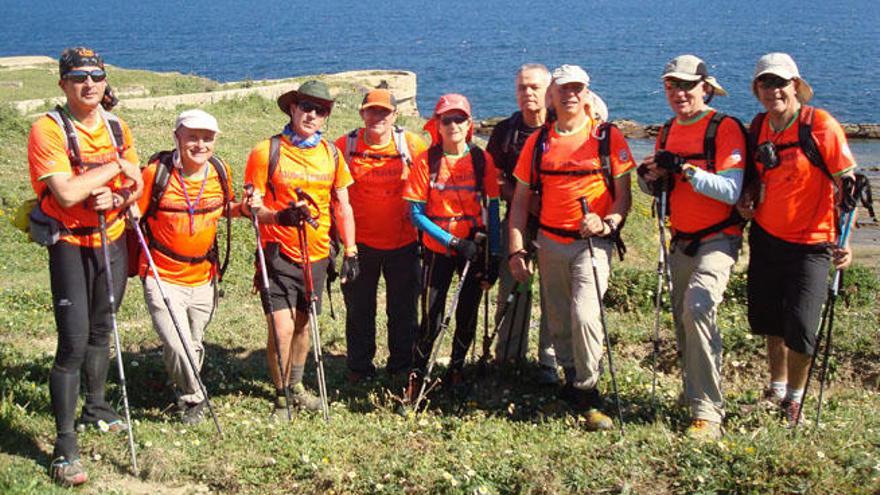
[551,64,590,87]
[174,109,220,133]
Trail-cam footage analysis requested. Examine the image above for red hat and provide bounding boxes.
[433,93,471,117]
[424,93,474,146]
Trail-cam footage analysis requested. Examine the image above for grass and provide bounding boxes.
[1,67,879,494]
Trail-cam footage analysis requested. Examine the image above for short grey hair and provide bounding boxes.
[516,63,551,84]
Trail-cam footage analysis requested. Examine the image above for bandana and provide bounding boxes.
[282,124,322,149]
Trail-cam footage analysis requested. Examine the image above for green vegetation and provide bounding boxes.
[1,66,879,494]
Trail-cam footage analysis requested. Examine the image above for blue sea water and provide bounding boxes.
[1,0,877,124]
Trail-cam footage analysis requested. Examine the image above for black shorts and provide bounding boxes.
[258,243,329,315]
[746,222,831,355]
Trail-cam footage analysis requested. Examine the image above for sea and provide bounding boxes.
[2,0,878,163]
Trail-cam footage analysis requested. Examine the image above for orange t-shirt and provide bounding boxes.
[335,129,427,250]
[137,157,234,286]
[657,110,746,235]
[513,122,635,244]
[403,146,500,254]
[244,136,353,263]
[28,113,139,246]
[753,108,856,244]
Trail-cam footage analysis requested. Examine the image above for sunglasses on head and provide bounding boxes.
[440,114,469,126]
[665,79,700,91]
[756,75,792,89]
[64,69,107,83]
[297,100,331,117]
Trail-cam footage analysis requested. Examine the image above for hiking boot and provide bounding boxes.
[346,369,377,385]
[781,399,804,427]
[180,401,206,425]
[685,419,722,441]
[558,382,578,405]
[583,408,614,431]
[290,383,323,412]
[269,393,292,422]
[49,457,88,487]
[536,365,561,386]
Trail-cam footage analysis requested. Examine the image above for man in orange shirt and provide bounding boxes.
[508,65,634,431]
[244,80,357,418]
[737,53,856,426]
[403,93,501,398]
[335,89,427,384]
[138,109,255,424]
[27,47,143,487]
[638,55,746,440]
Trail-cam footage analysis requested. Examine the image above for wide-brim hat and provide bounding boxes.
[277,80,335,116]
[752,52,813,103]
[661,54,727,96]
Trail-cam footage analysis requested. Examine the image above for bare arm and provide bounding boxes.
[44,158,141,209]
[508,181,533,282]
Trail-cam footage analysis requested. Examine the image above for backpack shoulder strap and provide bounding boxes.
[266,134,282,200]
[469,145,486,197]
[530,125,549,194]
[101,110,126,158]
[501,111,523,155]
[658,117,675,150]
[208,154,232,279]
[325,139,340,173]
[427,145,443,187]
[798,106,835,182]
[702,111,727,173]
[208,155,231,203]
[393,126,412,167]
[748,112,766,152]
[47,106,82,165]
[597,121,616,199]
[144,150,175,219]
[345,128,359,163]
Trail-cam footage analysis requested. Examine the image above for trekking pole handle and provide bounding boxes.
[579,197,589,215]
[294,187,320,229]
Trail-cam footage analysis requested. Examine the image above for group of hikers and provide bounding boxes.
[24,46,869,487]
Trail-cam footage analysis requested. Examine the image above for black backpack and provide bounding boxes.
[141,150,232,279]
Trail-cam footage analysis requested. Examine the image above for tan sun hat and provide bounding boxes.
[752,52,813,103]
[661,54,728,96]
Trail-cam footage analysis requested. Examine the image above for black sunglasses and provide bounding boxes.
[440,114,469,126]
[297,100,331,117]
[665,79,700,91]
[756,75,792,89]
[64,69,107,83]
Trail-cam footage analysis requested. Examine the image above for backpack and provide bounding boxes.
[135,150,233,279]
[747,106,833,182]
[344,126,412,168]
[529,121,626,259]
[19,105,128,245]
[658,111,753,256]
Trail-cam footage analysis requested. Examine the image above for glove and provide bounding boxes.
[450,237,479,262]
[654,150,685,174]
[483,255,501,285]
[275,202,306,226]
[341,254,360,283]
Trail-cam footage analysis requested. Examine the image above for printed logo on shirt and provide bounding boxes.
[730,149,742,164]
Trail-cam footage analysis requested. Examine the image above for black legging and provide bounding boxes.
[412,249,483,375]
[47,236,127,460]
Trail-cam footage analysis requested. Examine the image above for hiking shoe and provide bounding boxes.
[290,383,324,412]
[180,401,206,425]
[685,419,722,441]
[536,365,561,386]
[269,393,292,422]
[760,387,785,410]
[781,399,804,427]
[76,418,128,434]
[583,408,614,431]
[49,457,88,487]
[346,369,376,385]
[558,382,578,405]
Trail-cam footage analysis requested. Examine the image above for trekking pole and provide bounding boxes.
[295,188,330,422]
[512,275,534,369]
[127,211,223,436]
[97,211,138,475]
[414,232,486,411]
[480,278,520,368]
[578,198,624,435]
[797,207,855,429]
[244,184,291,421]
[650,185,669,417]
